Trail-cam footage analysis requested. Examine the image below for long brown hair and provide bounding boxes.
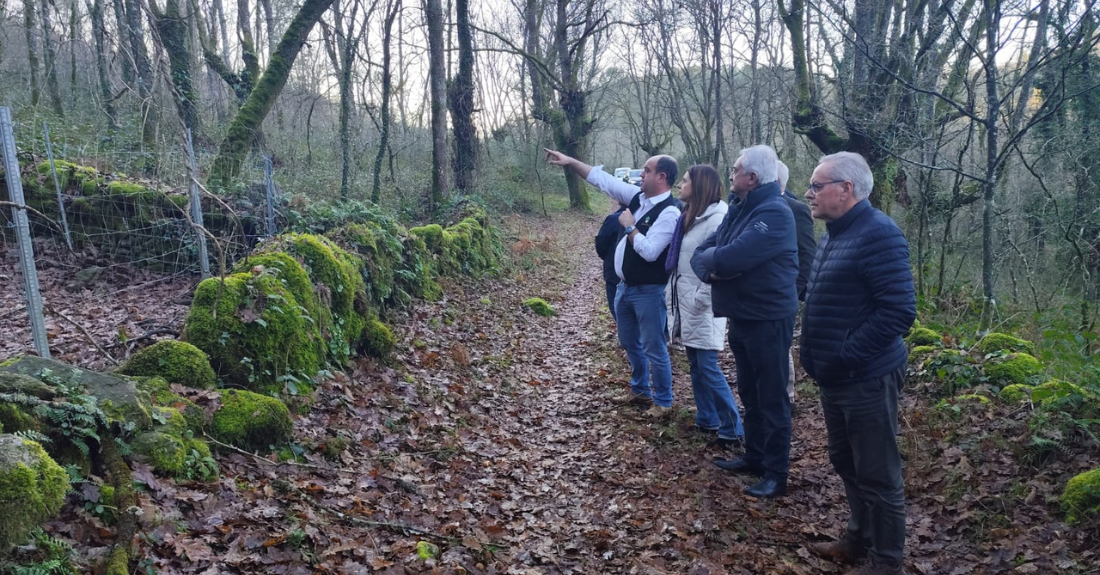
[682,164,723,233]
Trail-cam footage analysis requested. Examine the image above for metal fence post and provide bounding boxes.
[42,122,74,251]
[264,155,276,237]
[1,107,51,359]
[185,128,210,278]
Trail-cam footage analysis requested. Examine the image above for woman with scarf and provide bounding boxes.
[666,165,744,449]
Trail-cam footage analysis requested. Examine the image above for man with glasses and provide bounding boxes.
[691,145,798,499]
[801,152,915,575]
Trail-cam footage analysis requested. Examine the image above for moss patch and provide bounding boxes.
[0,436,68,551]
[976,333,1036,356]
[983,353,1043,385]
[1031,379,1090,406]
[523,298,556,317]
[905,327,941,347]
[910,345,937,357]
[211,389,293,451]
[117,340,217,389]
[1061,468,1100,524]
[998,384,1032,404]
[362,319,396,357]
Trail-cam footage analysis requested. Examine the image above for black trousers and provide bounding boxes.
[819,367,906,568]
[727,315,795,481]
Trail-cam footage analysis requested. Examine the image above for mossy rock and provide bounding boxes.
[0,435,68,551]
[1031,379,1090,407]
[983,353,1043,385]
[210,390,293,451]
[132,376,204,432]
[131,428,215,480]
[258,233,369,356]
[0,404,41,435]
[955,393,991,405]
[976,333,1036,356]
[910,345,937,358]
[998,384,1033,404]
[523,298,556,317]
[0,372,57,399]
[1061,468,1100,524]
[326,223,407,310]
[184,272,324,392]
[117,340,216,389]
[362,319,396,357]
[905,327,941,347]
[409,224,445,252]
[0,356,152,429]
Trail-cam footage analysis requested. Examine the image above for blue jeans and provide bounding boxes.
[686,346,744,440]
[728,316,795,481]
[615,283,673,407]
[820,368,906,568]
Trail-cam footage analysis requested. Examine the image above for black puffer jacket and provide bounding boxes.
[800,200,916,386]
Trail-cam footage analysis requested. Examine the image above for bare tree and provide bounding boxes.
[425,0,448,213]
[24,0,42,107]
[371,0,401,202]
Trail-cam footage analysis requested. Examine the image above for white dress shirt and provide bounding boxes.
[586,166,681,282]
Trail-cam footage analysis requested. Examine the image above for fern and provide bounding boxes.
[13,430,52,444]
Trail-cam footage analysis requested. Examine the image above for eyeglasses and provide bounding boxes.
[807,180,846,193]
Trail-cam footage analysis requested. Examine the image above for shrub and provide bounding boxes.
[117,340,216,389]
[1061,468,1100,524]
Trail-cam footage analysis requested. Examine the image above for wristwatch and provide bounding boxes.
[624,225,636,235]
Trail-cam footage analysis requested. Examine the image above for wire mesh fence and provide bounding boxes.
[0,108,286,369]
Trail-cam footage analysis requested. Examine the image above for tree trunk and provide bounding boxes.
[749,0,762,143]
[110,0,133,84]
[425,0,447,215]
[209,0,337,185]
[88,0,116,127]
[447,0,476,192]
[24,0,42,107]
[40,0,64,115]
[123,0,155,146]
[153,0,201,133]
[980,0,1000,329]
[69,1,78,99]
[372,0,399,203]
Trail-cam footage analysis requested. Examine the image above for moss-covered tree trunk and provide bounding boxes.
[425,0,447,216]
[208,0,337,186]
[122,0,156,146]
[23,0,42,107]
[447,0,476,193]
[153,0,200,134]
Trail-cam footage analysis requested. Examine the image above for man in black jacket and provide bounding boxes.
[596,201,628,321]
[777,160,818,404]
[691,145,799,499]
[801,152,916,575]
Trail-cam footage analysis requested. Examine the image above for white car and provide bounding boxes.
[614,167,630,180]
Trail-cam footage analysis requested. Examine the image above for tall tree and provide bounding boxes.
[40,0,64,115]
[87,0,116,127]
[371,0,400,203]
[425,0,447,213]
[448,0,477,192]
[24,0,42,107]
[209,0,338,184]
[152,0,201,133]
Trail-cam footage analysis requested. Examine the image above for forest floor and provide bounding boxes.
[3,211,1098,574]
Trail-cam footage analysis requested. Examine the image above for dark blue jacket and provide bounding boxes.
[595,208,625,285]
[690,180,799,321]
[784,190,817,301]
[800,200,917,386]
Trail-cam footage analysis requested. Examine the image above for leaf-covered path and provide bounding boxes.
[31,212,1095,573]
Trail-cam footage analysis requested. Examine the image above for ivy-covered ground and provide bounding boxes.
[2,211,1098,573]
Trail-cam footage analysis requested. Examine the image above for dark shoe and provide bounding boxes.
[712,457,763,475]
[844,561,904,575]
[611,390,652,406]
[744,478,786,498]
[706,436,744,451]
[807,537,868,565]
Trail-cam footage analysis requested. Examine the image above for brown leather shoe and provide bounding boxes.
[844,561,904,575]
[806,537,867,565]
[610,390,652,406]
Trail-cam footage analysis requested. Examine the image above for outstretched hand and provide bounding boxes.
[544,148,571,167]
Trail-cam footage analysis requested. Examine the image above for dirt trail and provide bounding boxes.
[25,211,1093,574]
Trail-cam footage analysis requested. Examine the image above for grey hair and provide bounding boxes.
[739,145,778,184]
[776,160,790,190]
[819,152,873,200]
